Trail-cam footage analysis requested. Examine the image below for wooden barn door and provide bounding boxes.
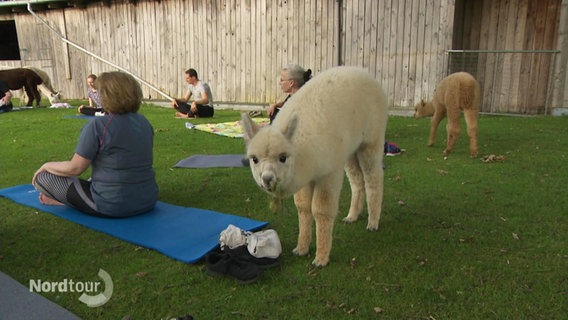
[450,0,562,114]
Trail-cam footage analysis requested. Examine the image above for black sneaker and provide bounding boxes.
[222,245,280,269]
[205,252,261,284]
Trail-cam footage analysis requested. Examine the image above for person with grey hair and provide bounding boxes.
[267,64,312,124]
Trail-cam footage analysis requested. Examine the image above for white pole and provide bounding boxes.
[26,2,174,101]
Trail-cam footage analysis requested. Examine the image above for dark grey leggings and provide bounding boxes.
[34,171,110,218]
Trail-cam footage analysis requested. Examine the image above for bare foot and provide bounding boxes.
[175,111,191,118]
[39,193,64,206]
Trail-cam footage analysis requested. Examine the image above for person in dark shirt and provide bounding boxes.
[267,64,312,124]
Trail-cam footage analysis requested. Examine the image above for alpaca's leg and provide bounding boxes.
[311,170,344,267]
[444,111,461,156]
[293,184,314,257]
[32,86,41,107]
[23,85,34,106]
[464,109,479,157]
[442,95,462,155]
[342,154,365,223]
[429,108,446,146]
[17,88,26,106]
[356,143,384,230]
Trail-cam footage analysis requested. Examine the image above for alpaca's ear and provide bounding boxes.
[420,99,425,105]
[283,113,299,141]
[241,113,260,144]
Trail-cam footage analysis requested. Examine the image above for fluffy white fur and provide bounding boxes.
[241,66,388,266]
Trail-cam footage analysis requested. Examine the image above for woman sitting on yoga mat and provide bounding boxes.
[32,71,159,218]
[77,74,105,116]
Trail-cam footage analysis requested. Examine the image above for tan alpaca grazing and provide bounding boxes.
[241,66,388,267]
[414,72,480,157]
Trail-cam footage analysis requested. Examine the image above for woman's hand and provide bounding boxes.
[32,154,91,186]
[32,164,48,186]
[267,104,277,116]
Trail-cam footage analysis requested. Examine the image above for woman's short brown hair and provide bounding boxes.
[97,71,142,114]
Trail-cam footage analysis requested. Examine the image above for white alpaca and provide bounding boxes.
[241,66,389,267]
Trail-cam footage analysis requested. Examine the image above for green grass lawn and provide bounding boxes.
[1,102,567,319]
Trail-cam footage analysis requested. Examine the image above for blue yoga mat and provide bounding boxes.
[0,184,268,263]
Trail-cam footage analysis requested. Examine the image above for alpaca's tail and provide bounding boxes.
[460,79,481,111]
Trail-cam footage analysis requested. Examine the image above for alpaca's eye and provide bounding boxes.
[252,156,258,164]
[279,154,287,163]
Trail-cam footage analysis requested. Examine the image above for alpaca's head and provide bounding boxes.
[241,113,299,198]
[414,99,434,118]
[48,91,61,104]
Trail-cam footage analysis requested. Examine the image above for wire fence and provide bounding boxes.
[447,50,560,115]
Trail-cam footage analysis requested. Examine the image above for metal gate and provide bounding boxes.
[447,50,560,115]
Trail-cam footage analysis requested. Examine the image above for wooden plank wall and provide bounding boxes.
[451,0,562,114]
[342,0,454,108]
[0,0,459,110]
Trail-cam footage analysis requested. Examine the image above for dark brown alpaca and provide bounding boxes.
[0,68,44,107]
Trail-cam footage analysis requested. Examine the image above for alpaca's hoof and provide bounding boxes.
[342,216,358,224]
[366,223,379,231]
[311,256,329,267]
[292,247,309,257]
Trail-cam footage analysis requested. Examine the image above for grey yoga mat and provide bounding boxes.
[173,154,246,168]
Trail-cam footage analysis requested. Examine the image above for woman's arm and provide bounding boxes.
[32,153,91,185]
[267,100,285,116]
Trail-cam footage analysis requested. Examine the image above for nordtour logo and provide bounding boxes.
[29,269,113,307]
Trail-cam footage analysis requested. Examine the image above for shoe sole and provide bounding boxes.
[206,269,260,284]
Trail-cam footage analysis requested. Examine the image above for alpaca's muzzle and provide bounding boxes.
[261,173,276,192]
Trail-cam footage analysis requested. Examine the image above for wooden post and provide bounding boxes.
[550,0,568,115]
